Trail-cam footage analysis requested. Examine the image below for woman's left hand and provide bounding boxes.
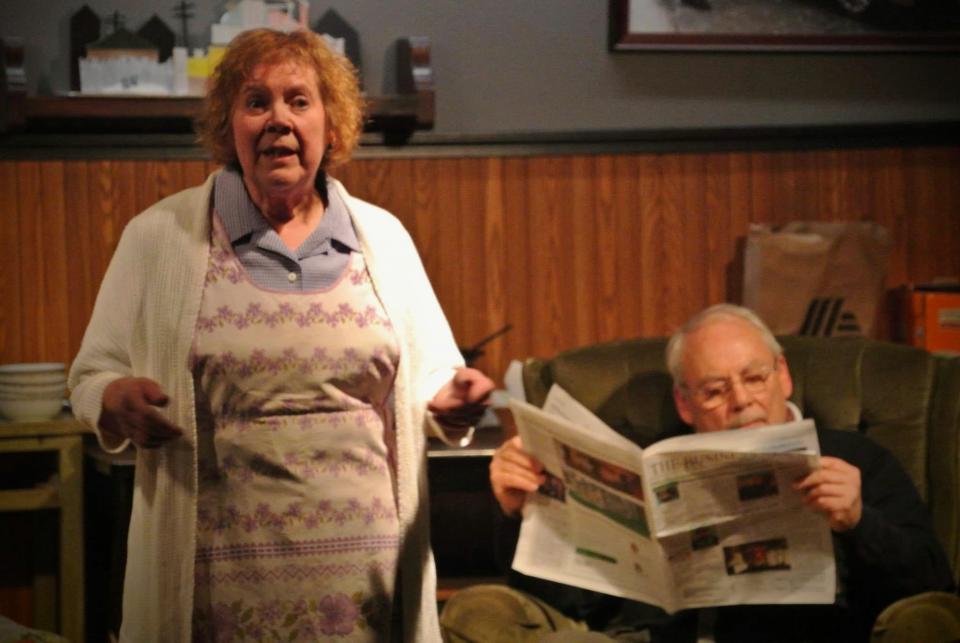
[428,367,495,428]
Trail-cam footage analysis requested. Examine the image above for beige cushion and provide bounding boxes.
[871,591,960,643]
[440,584,587,643]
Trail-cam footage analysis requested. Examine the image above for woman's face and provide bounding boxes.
[231,60,328,202]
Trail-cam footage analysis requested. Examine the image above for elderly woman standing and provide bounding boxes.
[69,28,492,642]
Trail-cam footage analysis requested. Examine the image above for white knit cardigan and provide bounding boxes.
[69,172,463,642]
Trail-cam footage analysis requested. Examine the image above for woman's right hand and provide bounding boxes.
[99,377,184,448]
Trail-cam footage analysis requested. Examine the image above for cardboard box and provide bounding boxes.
[900,285,960,354]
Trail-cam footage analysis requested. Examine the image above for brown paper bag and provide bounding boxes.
[743,222,890,337]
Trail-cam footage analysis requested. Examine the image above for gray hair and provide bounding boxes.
[665,304,783,387]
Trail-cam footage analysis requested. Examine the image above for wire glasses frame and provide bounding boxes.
[684,359,780,410]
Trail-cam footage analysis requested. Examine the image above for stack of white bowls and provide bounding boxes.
[0,363,67,422]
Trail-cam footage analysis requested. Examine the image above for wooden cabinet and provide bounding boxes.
[0,416,85,642]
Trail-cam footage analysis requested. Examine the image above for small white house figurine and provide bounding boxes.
[78,1,344,96]
[211,0,310,45]
[79,28,174,94]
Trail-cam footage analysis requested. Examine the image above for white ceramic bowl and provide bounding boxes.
[0,396,65,422]
[0,370,66,382]
[0,363,66,386]
[0,381,66,396]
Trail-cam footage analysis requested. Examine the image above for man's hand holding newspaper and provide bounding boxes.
[507,385,836,614]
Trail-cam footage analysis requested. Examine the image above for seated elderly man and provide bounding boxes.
[441,304,954,643]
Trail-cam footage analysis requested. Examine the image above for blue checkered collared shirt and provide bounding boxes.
[213,168,361,291]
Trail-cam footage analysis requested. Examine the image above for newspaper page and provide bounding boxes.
[508,385,836,614]
[641,420,836,609]
[509,390,674,609]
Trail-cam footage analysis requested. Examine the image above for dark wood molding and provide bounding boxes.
[17,92,427,135]
[389,121,960,155]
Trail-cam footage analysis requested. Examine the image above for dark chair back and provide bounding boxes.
[522,335,960,585]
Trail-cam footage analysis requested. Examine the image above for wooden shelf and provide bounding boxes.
[2,38,434,145]
[17,92,431,146]
[25,94,200,119]
[0,484,60,511]
[19,91,431,123]
[0,414,83,439]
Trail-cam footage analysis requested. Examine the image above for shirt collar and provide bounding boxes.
[213,167,360,252]
[786,400,802,422]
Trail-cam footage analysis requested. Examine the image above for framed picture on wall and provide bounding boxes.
[609,0,960,51]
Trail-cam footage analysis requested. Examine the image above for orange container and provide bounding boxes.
[901,287,960,353]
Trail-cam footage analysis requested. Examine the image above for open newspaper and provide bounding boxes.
[508,385,836,614]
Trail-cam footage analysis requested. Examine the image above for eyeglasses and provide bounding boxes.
[684,362,778,410]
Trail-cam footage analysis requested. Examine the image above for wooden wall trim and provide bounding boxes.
[2,121,959,161]
[1,146,958,386]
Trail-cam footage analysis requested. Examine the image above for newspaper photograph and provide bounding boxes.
[508,385,836,614]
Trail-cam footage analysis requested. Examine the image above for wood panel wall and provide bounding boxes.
[1,146,958,386]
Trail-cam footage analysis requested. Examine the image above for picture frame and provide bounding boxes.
[609,0,960,52]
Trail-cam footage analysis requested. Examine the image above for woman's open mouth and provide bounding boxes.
[261,146,297,160]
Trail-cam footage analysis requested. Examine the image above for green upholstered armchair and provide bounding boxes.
[522,335,960,597]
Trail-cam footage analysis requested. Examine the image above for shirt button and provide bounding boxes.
[287,272,298,283]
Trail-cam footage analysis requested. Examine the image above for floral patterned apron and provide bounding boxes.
[190,212,401,641]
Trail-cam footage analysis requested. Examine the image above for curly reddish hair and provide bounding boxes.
[196,28,364,170]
